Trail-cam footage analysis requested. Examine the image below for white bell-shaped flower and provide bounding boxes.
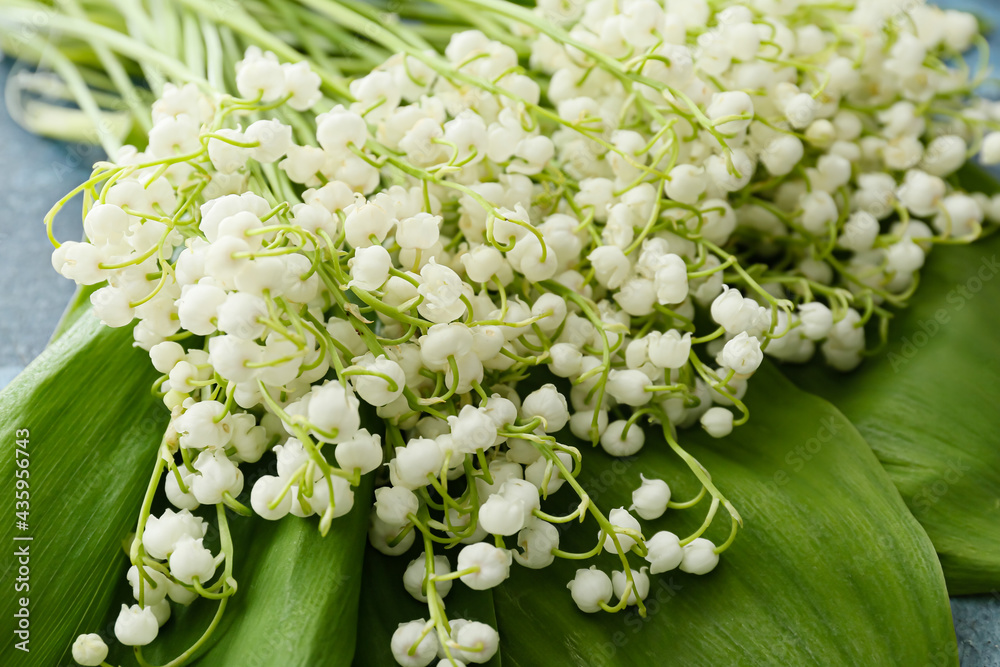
[403,553,452,603]
[601,507,642,553]
[396,212,442,250]
[390,619,438,667]
[307,381,362,442]
[114,604,159,646]
[611,567,650,606]
[350,353,406,407]
[630,475,671,520]
[190,450,244,505]
[168,535,217,585]
[798,301,833,340]
[344,197,395,248]
[375,485,420,527]
[453,621,500,664]
[520,384,569,432]
[127,565,171,606]
[417,260,468,323]
[235,47,285,101]
[680,537,720,574]
[250,475,292,520]
[244,119,292,163]
[348,245,392,291]
[281,61,322,111]
[566,566,613,613]
[645,531,684,574]
[174,400,233,450]
[606,369,653,407]
[391,438,445,490]
[447,405,498,455]
[142,508,208,560]
[588,245,631,290]
[457,542,511,590]
[334,428,384,474]
[369,514,416,557]
[513,517,559,569]
[600,420,645,457]
[721,332,763,376]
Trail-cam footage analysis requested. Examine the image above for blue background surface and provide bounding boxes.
[0,1,997,663]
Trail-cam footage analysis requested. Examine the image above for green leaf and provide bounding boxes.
[196,480,373,667]
[489,364,958,666]
[0,316,166,666]
[784,217,1000,594]
[50,284,99,342]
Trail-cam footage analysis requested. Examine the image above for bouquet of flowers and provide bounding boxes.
[1,1,997,665]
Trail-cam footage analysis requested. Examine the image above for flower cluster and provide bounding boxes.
[53,0,1000,664]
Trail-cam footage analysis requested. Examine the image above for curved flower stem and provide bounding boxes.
[652,410,742,529]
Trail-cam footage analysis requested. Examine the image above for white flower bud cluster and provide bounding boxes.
[391,617,500,666]
[61,0,1000,662]
[101,508,213,647]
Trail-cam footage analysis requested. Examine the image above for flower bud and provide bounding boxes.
[72,634,108,666]
[701,406,734,438]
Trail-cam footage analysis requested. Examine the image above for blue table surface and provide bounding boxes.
[1,1,998,664]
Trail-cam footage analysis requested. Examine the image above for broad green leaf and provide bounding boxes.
[489,364,957,666]
[354,545,502,667]
[192,478,373,667]
[0,315,166,666]
[785,208,1000,594]
[50,284,99,342]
